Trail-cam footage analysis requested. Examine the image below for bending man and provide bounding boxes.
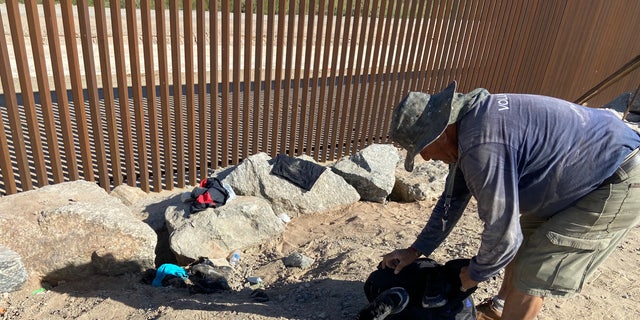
[382,81,640,320]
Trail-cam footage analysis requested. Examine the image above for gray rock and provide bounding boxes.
[0,246,28,293]
[0,180,156,285]
[223,153,360,217]
[391,157,449,202]
[330,144,400,203]
[165,196,285,265]
[110,184,148,207]
[129,189,188,231]
[283,252,315,269]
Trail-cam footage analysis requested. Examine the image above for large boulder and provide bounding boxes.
[0,246,28,293]
[391,156,449,203]
[330,144,400,203]
[223,153,360,217]
[0,181,157,285]
[165,196,285,265]
[110,184,149,207]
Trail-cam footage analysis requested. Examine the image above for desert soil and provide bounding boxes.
[2,187,640,320]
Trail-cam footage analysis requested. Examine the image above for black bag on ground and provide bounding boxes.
[190,177,230,213]
[186,257,232,294]
[362,258,476,320]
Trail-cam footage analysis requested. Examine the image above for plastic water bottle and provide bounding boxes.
[228,250,241,267]
[246,276,263,284]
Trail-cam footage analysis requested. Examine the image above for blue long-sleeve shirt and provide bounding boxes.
[412,93,640,282]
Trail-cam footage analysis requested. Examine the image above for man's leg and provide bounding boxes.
[476,263,509,319]
[496,261,514,301]
[476,239,526,320]
[501,287,543,320]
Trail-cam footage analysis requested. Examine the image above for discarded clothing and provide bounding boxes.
[186,257,232,294]
[189,177,230,213]
[152,263,188,287]
[270,154,326,191]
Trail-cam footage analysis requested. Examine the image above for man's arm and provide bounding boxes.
[411,163,473,256]
[461,143,523,282]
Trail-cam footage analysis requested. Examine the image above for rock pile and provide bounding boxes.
[0,143,447,293]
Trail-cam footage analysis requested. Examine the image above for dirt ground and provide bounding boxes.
[2,186,640,320]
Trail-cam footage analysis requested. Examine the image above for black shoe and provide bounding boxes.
[356,287,409,320]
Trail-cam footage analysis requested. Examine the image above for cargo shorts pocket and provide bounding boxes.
[540,231,612,293]
[516,230,615,296]
[546,231,611,251]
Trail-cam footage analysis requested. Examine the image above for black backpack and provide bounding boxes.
[190,177,230,213]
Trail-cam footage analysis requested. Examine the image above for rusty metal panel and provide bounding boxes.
[369,0,397,146]
[24,0,64,185]
[261,1,276,157]
[299,0,318,157]
[463,0,494,90]
[457,0,483,91]
[209,1,220,170]
[170,0,185,187]
[125,0,150,192]
[432,0,464,93]
[93,0,122,187]
[140,0,162,192]
[280,0,296,156]
[353,0,382,152]
[349,0,377,153]
[5,0,48,188]
[394,0,422,104]
[289,0,306,157]
[232,0,241,164]
[490,0,522,92]
[339,0,366,158]
[271,0,287,157]
[320,0,344,161]
[504,0,537,92]
[77,0,110,190]
[360,0,387,150]
[244,0,254,159]
[377,0,406,145]
[41,1,79,183]
[2,0,640,195]
[183,0,197,185]
[110,0,136,187]
[333,0,358,159]
[313,0,337,161]
[253,0,264,156]
[155,0,173,190]
[0,12,21,194]
[307,0,327,160]
[541,1,640,100]
[219,1,231,168]
[197,0,208,179]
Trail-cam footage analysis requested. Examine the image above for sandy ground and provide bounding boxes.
[1,185,640,319]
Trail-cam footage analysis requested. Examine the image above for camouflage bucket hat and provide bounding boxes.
[389,81,457,172]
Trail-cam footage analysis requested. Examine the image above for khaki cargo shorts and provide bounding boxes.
[513,154,640,298]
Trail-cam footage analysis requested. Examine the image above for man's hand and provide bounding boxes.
[380,248,421,274]
[459,266,479,292]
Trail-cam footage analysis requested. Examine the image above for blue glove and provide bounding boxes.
[152,264,188,287]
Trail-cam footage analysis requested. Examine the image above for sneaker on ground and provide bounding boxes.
[356,287,410,320]
[476,297,502,320]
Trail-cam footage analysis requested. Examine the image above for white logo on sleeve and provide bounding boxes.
[496,94,509,111]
